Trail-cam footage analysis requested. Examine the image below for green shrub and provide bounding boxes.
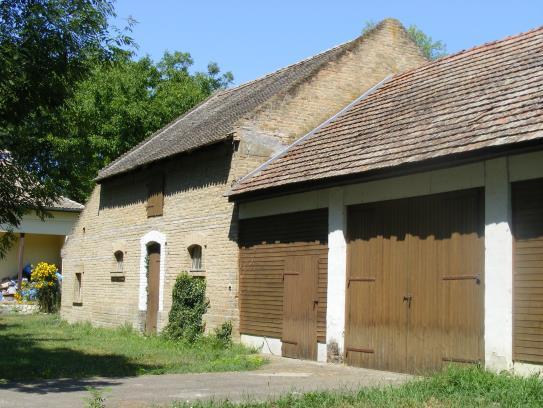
[213,320,233,346]
[164,273,208,341]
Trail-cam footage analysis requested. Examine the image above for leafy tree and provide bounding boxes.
[0,0,232,204]
[52,52,233,200]
[406,25,447,60]
[0,151,56,258]
[0,0,133,179]
[362,21,447,60]
[0,0,133,250]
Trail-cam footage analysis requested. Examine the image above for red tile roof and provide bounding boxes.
[229,26,543,197]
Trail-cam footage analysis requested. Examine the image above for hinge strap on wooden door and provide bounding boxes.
[442,357,480,364]
[345,346,374,356]
[442,274,481,284]
[347,277,376,287]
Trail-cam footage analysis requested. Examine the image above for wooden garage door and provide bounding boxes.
[513,178,543,363]
[282,255,319,360]
[239,209,328,360]
[346,189,484,373]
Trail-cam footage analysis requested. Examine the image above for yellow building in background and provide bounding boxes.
[1,198,83,281]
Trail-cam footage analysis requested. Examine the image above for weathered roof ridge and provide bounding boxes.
[96,18,407,181]
[228,24,543,197]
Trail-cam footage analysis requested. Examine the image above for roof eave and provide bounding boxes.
[228,139,543,203]
[46,207,84,213]
[95,135,235,183]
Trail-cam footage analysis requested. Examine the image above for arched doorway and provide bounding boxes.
[146,242,161,334]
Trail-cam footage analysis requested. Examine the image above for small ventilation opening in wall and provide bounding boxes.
[114,250,124,273]
[188,244,203,271]
[73,272,83,306]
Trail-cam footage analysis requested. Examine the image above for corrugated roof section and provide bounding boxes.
[228,26,543,197]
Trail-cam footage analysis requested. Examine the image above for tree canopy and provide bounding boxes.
[0,0,233,256]
[0,0,133,175]
[51,52,233,200]
[406,25,447,60]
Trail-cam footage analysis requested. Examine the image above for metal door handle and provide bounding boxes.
[403,294,413,308]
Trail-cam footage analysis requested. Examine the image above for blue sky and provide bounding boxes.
[113,0,543,85]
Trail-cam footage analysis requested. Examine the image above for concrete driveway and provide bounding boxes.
[0,356,411,408]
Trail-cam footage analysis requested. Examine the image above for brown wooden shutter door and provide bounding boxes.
[282,255,319,360]
[513,178,543,363]
[238,209,328,356]
[146,246,161,334]
[407,190,484,372]
[346,189,484,373]
[345,201,409,372]
[147,176,164,217]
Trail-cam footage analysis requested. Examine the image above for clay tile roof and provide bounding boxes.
[49,197,84,212]
[0,150,83,212]
[96,19,402,182]
[229,26,543,198]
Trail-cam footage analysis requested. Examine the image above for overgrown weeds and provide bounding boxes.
[84,387,107,408]
[170,365,543,407]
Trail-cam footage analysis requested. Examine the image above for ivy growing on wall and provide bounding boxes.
[164,272,208,341]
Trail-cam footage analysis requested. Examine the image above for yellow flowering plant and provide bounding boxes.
[31,262,60,313]
[31,262,58,288]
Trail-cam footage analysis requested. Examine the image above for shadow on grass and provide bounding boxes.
[0,321,160,393]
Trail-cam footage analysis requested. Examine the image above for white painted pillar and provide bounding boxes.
[484,158,513,371]
[326,188,347,361]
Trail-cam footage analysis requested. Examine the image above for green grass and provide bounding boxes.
[0,313,265,381]
[170,365,543,407]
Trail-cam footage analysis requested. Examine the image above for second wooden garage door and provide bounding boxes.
[512,178,543,364]
[239,209,328,360]
[345,189,484,373]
